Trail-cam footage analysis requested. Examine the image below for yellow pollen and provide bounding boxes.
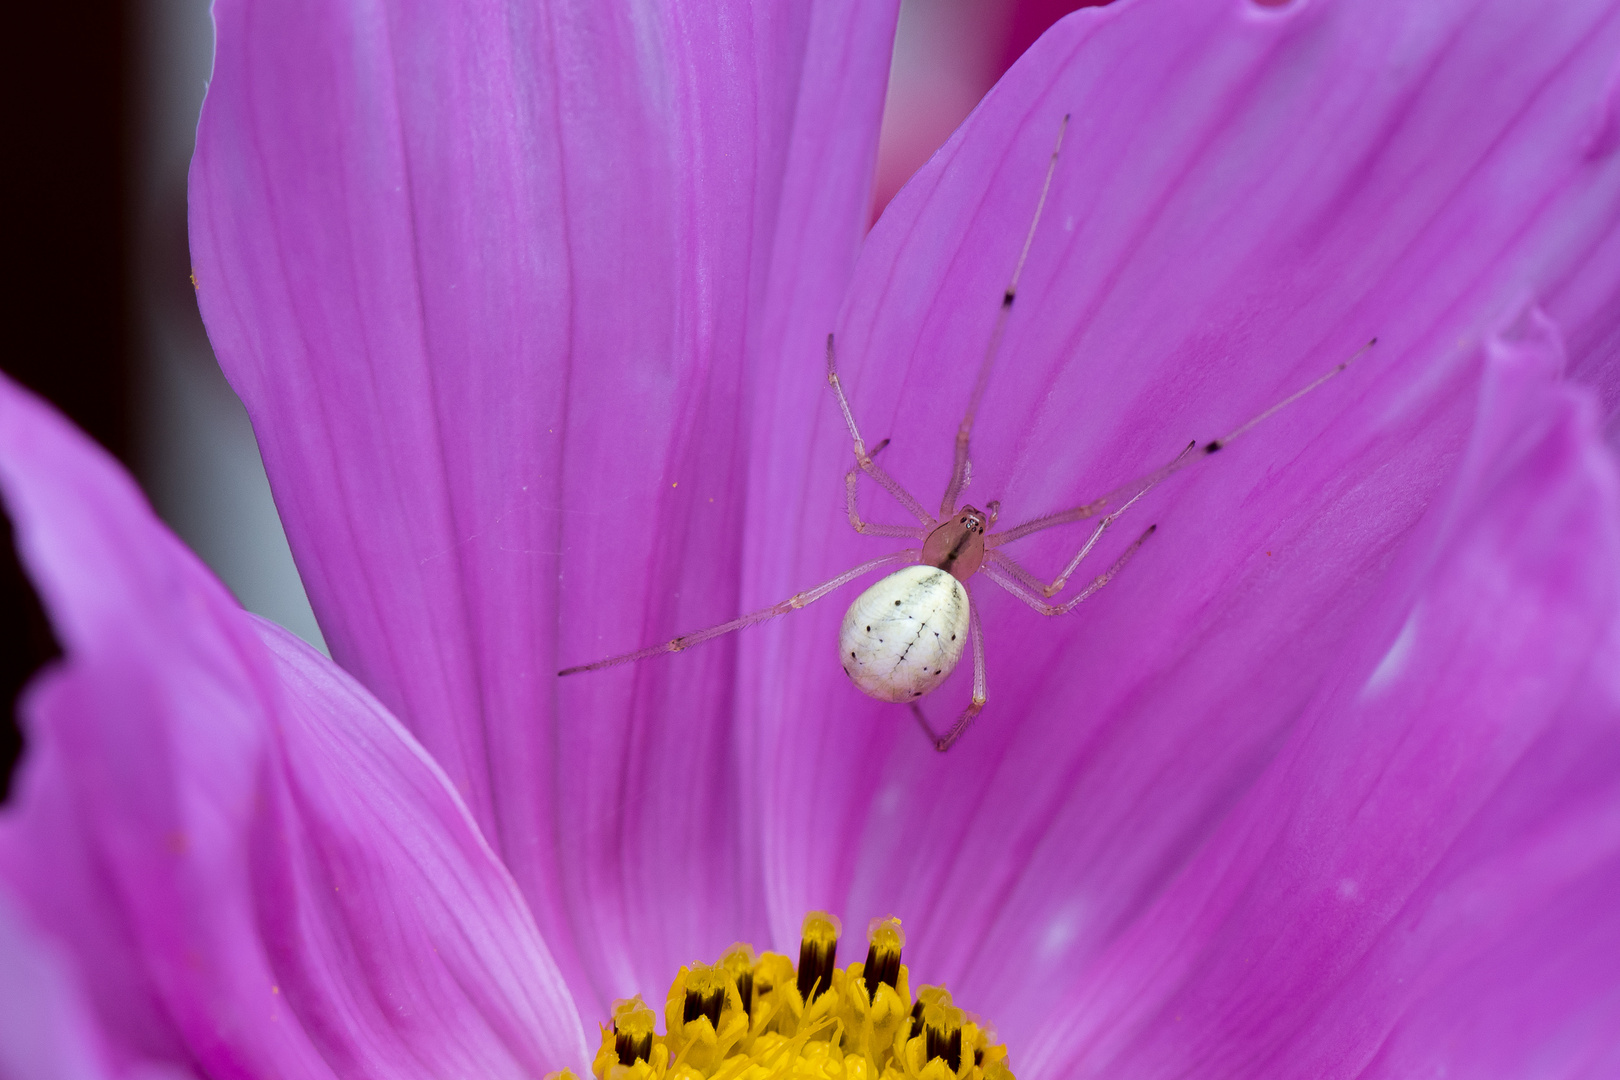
[578,913,1015,1080]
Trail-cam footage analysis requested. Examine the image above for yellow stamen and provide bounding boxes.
[592,996,668,1080]
[797,912,841,1004]
[720,943,757,1018]
[862,917,904,997]
[588,914,1015,1080]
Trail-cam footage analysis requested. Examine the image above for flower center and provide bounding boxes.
[577,913,1014,1080]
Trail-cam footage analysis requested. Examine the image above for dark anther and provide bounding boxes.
[1002,290,1016,307]
[719,944,757,1020]
[907,998,926,1041]
[612,999,657,1065]
[797,916,839,1003]
[863,941,902,997]
[926,1021,963,1071]
[1203,440,1223,454]
[614,1027,652,1065]
[683,984,725,1029]
[975,1049,984,1067]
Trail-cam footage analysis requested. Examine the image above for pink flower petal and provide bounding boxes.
[1021,315,1620,1077]
[0,378,588,1078]
[0,888,132,1080]
[190,0,898,1008]
[746,0,1620,1019]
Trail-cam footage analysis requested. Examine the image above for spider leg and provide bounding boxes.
[987,337,1376,549]
[941,115,1069,518]
[981,524,1156,616]
[910,701,943,744]
[827,334,934,524]
[915,594,987,752]
[988,483,1155,597]
[847,454,928,538]
[984,548,1049,595]
[988,442,1194,547]
[558,548,919,675]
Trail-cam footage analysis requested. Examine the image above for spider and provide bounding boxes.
[560,115,1374,751]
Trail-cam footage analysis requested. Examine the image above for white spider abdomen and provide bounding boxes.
[839,565,970,703]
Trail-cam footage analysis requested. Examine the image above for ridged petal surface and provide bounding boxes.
[190,0,898,1010]
[0,379,589,1078]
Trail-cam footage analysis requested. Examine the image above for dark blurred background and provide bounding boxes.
[0,0,322,802]
[3,0,132,800]
[0,0,1101,801]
